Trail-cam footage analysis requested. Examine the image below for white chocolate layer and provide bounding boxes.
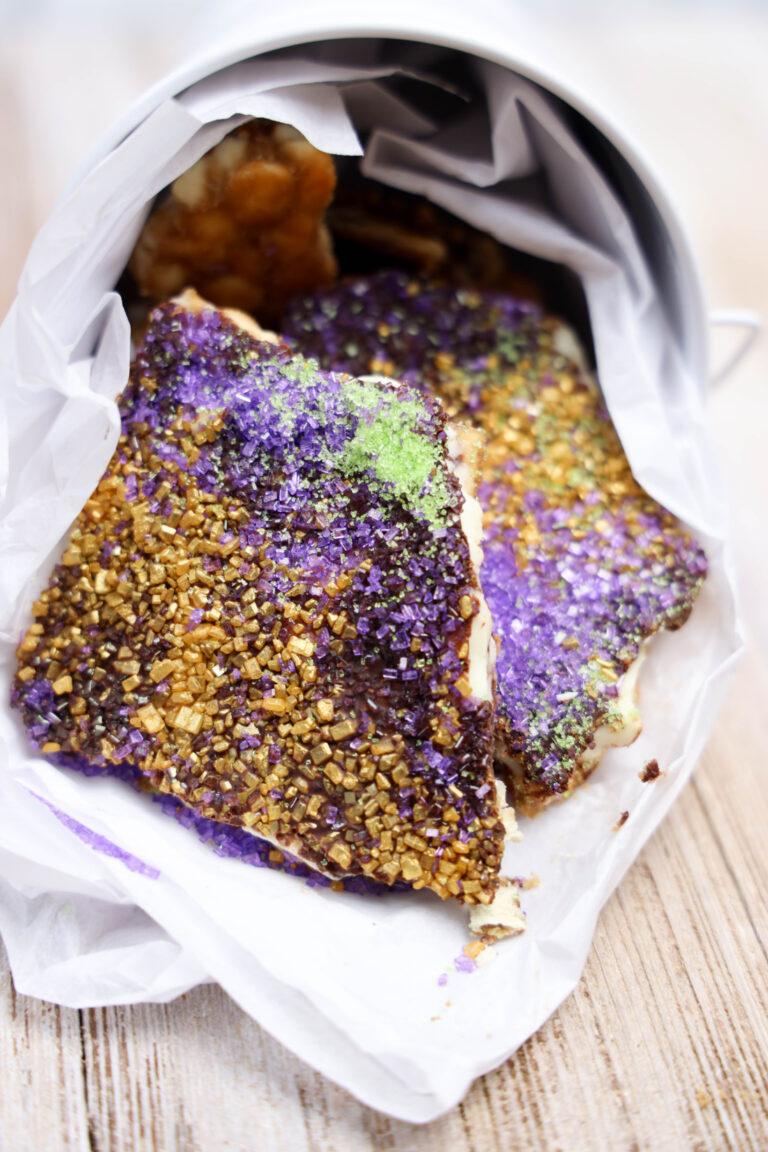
[469,780,525,940]
[446,424,495,704]
[579,645,645,772]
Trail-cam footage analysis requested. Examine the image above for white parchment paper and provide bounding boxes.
[0,41,740,1122]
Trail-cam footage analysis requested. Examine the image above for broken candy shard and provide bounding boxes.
[12,293,505,905]
[282,271,708,813]
[128,119,337,326]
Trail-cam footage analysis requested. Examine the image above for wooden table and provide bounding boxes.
[1,9,766,1150]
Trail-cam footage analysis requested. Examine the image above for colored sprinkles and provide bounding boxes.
[283,271,707,811]
[12,297,504,904]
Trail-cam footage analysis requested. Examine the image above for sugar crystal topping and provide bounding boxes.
[282,271,708,802]
[13,299,503,902]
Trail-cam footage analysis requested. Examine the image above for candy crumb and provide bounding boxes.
[640,758,662,782]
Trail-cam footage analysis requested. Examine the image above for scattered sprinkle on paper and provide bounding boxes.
[31,793,160,879]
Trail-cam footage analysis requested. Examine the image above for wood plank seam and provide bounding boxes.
[690,778,768,966]
[78,1009,98,1152]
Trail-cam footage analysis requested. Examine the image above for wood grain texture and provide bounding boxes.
[1,8,768,1152]
[0,944,89,1152]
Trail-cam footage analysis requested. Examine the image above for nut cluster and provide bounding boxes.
[129,120,337,325]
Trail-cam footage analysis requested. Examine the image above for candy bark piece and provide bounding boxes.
[13,293,507,905]
[282,271,708,814]
[129,120,337,325]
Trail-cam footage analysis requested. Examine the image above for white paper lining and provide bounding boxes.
[0,43,740,1123]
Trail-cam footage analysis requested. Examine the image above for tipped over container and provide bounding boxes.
[0,2,740,1122]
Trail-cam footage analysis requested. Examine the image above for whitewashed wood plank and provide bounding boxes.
[0,48,37,324]
[0,943,90,1152]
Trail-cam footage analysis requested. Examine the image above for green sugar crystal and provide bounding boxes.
[339,378,451,527]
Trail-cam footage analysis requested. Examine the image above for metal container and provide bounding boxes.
[73,4,710,393]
